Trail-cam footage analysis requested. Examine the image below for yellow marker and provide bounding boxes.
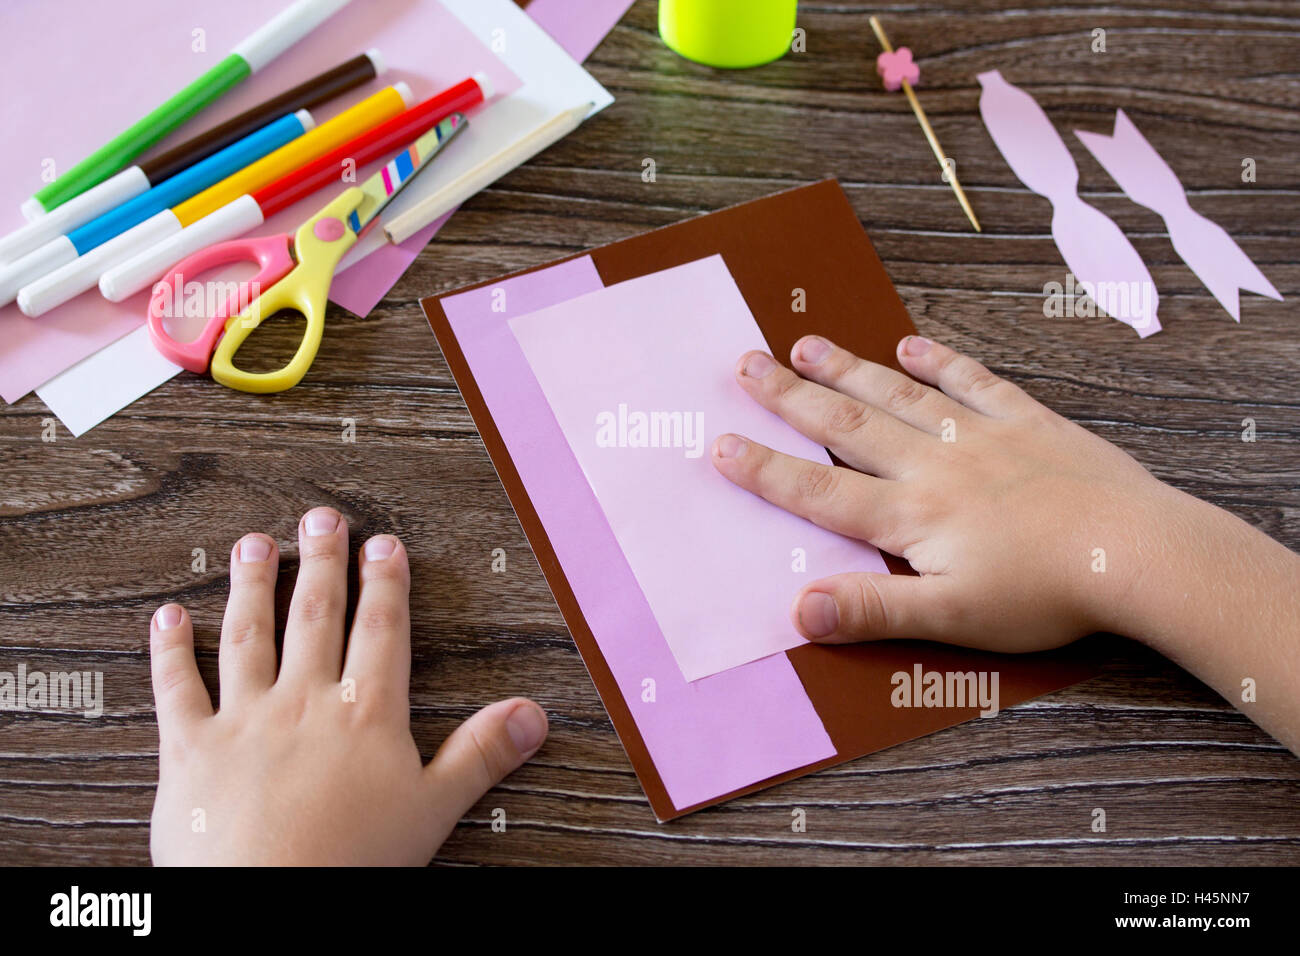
[173,83,412,227]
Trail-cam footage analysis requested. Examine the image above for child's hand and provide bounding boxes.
[712,335,1300,754]
[148,507,548,866]
[712,334,1173,651]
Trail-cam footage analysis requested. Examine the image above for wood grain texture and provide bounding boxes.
[1,0,1297,865]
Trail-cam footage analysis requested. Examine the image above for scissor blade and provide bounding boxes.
[348,113,467,236]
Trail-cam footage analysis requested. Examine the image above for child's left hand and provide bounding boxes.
[148,506,548,866]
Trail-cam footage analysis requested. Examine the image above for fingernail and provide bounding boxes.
[303,508,340,537]
[714,434,747,459]
[239,536,272,563]
[506,702,548,756]
[799,592,839,638]
[903,335,932,356]
[797,336,832,365]
[154,605,183,630]
[741,353,777,378]
[364,536,397,561]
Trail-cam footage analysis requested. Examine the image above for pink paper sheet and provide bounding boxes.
[329,218,444,316]
[0,0,521,402]
[328,0,635,317]
[526,0,637,61]
[508,255,890,682]
[441,255,835,812]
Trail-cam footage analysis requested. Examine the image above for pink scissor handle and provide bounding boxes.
[147,234,297,373]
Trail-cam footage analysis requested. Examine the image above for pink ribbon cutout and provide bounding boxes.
[978,70,1161,337]
[1075,109,1282,322]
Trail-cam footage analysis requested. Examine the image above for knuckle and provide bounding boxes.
[749,444,780,486]
[796,462,840,502]
[150,626,188,655]
[825,350,861,383]
[230,558,276,585]
[855,576,892,635]
[466,724,509,790]
[821,398,873,437]
[153,659,194,697]
[772,369,804,402]
[270,688,311,728]
[363,558,409,587]
[884,378,928,413]
[299,545,346,569]
[959,363,1002,396]
[356,600,406,634]
[222,618,263,648]
[293,589,341,626]
[934,349,962,377]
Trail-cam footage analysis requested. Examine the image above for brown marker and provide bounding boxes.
[141,50,384,185]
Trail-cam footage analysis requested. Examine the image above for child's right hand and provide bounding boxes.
[712,335,1300,753]
[711,333,1172,651]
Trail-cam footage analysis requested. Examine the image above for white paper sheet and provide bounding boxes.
[36,326,181,437]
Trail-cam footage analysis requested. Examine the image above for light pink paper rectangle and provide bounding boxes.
[508,255,889,682]
[441,256,835,811]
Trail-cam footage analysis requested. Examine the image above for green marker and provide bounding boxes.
[25,0,353,219]
[659,0,798,70]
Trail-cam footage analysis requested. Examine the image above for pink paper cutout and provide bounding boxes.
[508,255,889,682]
[441,256,835,813]
[977,70,1161,337]
[1075,110,1282,322]
[876,47,920,91]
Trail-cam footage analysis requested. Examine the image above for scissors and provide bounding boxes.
[147,113,466,393]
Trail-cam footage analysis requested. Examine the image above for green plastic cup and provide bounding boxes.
[659,0,798,69]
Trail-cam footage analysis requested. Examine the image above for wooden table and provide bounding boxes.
[2,0,1297,866]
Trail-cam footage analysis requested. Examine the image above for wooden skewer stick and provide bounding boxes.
[869,15,981,232]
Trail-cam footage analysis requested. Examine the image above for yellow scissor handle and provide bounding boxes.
[211,188,365,393]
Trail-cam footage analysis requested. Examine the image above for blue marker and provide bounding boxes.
[0,110,315,307]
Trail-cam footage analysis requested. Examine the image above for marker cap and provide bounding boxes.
[472,71,495,101]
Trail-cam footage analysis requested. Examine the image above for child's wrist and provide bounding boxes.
[1081,483,1209,653]
[1086,483,1291,659]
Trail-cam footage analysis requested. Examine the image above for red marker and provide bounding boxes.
[256,73,491,216]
